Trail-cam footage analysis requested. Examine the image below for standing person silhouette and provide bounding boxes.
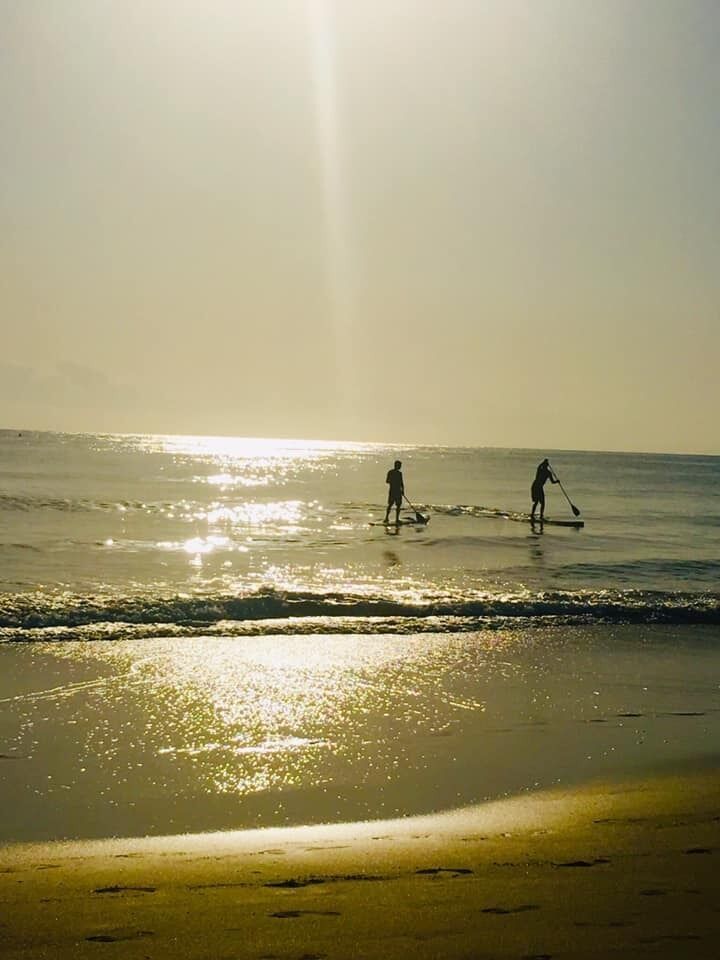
[384,460,404,525]
[530,458,558,521]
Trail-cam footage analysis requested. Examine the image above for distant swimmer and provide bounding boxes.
[530,458,558,521]
[384,460,404,525]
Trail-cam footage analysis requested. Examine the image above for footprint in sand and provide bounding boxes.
[265,878,326,889]
[660,711,705,717]
[482,905,540,915]
[266,875,381,888]
[93,885,156,894]
[593,817,646,825]
[86,930,154,943]
[554,858,610,868]
[259,955,326,960]
[304,845,350,851]
[270,910,341,919]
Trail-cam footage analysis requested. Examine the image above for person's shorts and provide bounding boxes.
[531,483,544,502]
[388,492,403,508]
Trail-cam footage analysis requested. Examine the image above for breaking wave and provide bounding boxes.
[1,587,718,642]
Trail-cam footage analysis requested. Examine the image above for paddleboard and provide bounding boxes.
[524,516,584,528]
[369,518,429,527]
[480,508,583,528]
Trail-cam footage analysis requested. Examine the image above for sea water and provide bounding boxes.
[0,431,718,841]
[1,430,718,633]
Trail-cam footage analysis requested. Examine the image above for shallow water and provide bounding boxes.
[1,432,718,842]
[1,625,718,842]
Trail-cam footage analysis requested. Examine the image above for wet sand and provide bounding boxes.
[2,770,718,959]
[4,627,720,844]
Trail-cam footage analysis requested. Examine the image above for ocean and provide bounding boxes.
[1,430,718,637]
[1,430,719,841]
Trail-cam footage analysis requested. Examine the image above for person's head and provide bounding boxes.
[541,458,549,466]
[394,460,402,470]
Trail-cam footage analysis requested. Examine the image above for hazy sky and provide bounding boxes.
[2,0,718,452]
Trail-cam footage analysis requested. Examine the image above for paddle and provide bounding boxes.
[549,466,581,517]
[403,495,429,524]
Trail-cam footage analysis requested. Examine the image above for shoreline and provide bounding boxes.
[3,769,719,958]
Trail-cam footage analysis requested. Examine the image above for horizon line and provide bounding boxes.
[1,425,718,459]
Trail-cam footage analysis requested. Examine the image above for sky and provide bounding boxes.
[1,0,719,453]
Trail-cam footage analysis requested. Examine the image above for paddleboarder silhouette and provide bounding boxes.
[530,458,558,521]
[384,460,404,525]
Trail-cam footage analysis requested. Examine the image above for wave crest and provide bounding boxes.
[0,587,718,641]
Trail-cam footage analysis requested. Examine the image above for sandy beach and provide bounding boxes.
[2,770,718,959]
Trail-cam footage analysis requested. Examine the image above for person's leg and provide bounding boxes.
[394,498,401,524]
[539,489,545,520]
[384,494,391,523]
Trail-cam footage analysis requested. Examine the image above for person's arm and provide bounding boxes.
[386,471,392,485]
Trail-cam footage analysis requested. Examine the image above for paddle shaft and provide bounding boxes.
[403,494,428,522]
[549,468,581,517]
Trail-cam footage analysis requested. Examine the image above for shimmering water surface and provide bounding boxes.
[1,430,718,635]
[0,431,718,841]
[1,626,719,841]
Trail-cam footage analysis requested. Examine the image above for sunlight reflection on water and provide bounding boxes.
[53,632,504,799]
[3,626,719,840]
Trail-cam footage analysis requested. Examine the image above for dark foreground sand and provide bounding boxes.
[1,771,718,959]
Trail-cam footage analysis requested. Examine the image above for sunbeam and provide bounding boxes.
[305,0,357,412]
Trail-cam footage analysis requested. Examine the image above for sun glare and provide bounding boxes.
[305,0,356,405]
[158,434,364,459]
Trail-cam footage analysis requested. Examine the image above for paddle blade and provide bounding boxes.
[553,473,580,517]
